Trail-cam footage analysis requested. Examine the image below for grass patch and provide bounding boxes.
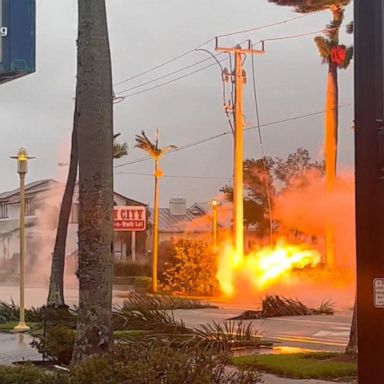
[233,352,357,380]
[0,321,40,332]
[113,330,146,340]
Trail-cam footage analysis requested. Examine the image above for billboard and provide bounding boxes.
[0,0,36,84]
[113,206,147,232]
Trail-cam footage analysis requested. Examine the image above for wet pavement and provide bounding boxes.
[0,333,41,365]
[262,374,354,383]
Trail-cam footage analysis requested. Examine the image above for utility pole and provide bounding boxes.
[211,200,218,249]
[215,39,264,255]
[355,0,384,382]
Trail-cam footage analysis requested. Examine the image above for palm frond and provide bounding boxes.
[113,141,128,159]
[161,144,177,156]
[339,46,353,69]
[267,0,351,14]
[135,130,175,159]
[135,130,160,156]
[314,36,331,62]
[191,321,263,352]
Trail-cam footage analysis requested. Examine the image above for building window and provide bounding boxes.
[0,203,8,219]
[70,203,79,224]
[25,199,33,216]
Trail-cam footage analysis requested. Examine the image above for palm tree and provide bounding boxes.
[47,95,79,308]
[72,0,114,361]
[47,133,127,308]
[135,130,176,293]
[266,0,353,266]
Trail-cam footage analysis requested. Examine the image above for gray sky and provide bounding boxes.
[0,0,353,208]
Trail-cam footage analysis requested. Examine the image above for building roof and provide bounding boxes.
[0,179,59,202]
[149,205,210,233]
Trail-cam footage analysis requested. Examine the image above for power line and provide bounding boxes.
[113,14,317,88]
[114,171,231,181]
[116,58,228,99]
[216,14,310,39]
[250,47,273,242]
[260,28,332,43]
[115,53,224,95]
[115,28,334,100]
[114,103,352,168]
[113,38,214,87]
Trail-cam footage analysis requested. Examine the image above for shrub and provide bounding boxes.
[162,239,218,296]
[68,343,262,384]
[113,262,151,277]
[31,325,75,365]
[0,364,58,384]
[158,240,177,280]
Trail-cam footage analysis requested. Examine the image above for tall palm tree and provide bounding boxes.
[47,133,127,308]
[266,0,353,266]
[72,0,114,361]
[135,130,176,293]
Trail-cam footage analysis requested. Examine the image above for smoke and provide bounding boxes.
[214,171,356,310]
[28,183,64,286]
[273,171,355,270]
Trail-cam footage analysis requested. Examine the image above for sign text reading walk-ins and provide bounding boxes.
[113,206,146,232]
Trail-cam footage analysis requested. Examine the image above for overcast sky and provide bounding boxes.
[0,0,353,207]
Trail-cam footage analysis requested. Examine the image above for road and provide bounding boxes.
[0,285,352,365]
[174,308,352,353]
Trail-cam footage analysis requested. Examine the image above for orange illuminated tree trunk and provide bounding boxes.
[265,0,353,267]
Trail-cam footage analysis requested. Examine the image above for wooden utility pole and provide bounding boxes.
[355,0,384,382]
[215,40,264,254]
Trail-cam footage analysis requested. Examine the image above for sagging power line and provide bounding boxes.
[113,103,352,169]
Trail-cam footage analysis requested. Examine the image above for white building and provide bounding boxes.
[0,179,148,281]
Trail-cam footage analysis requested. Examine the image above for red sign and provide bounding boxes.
[113,206,146,232]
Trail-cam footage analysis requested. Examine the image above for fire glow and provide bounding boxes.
[217,239,321,296]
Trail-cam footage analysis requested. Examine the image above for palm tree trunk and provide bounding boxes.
[325,61,338,268]
[72,0,114,362]
[346,301,357,355]
[47,98,79,307]
[325,63,339,188]
[152,159,160,293]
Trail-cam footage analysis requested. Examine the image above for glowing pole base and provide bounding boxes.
[14,322,30,332]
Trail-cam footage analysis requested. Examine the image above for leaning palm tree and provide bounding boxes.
[47,133,127,308]
[266,0,353,267]
[135,130,176,293]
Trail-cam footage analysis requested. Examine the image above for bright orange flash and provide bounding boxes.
[217,239,321,296]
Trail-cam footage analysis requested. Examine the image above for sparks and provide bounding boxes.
[217,239,321,296]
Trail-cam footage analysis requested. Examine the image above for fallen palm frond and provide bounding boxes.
[112,302,189,333]
[120,292,217,310]
[230,295,334,320]
[190,321,266,352]
[0,300,45,323]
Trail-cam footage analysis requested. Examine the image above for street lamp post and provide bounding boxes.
[211,200,218,249]
[11,148,33,332]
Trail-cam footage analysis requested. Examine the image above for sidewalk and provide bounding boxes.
[0,333,40,365]
[262,373,355,383]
